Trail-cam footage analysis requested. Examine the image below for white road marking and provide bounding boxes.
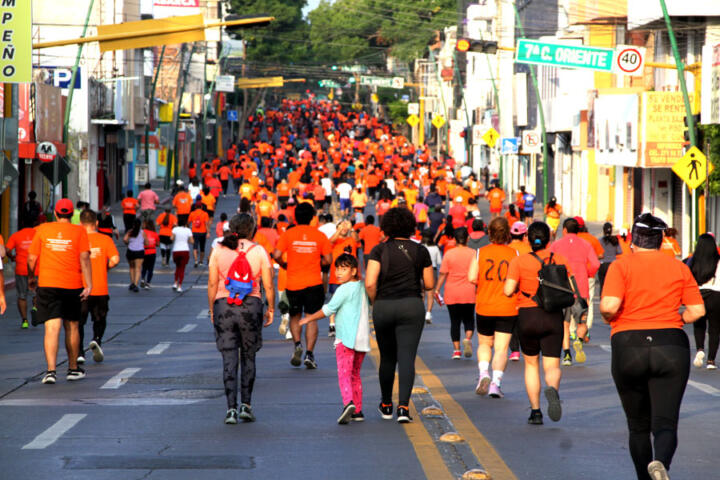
[196,309,210,318]
[688,380,720,397]
[2,398,203,407]
[599,345,612,352]
[146,342,171,355]
[177,324,197,333]
[100,368,141,389]
[22,414,87,449]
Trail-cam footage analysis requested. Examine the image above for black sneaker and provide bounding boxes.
[67,368,86,381]
[225,408,238,425]
[378,402,393,420]
[238,403,255,422]
[89,340,104,363]
[397,406,412,423]
[290,345,303,367]
[30,307,40,326]
[41,370,56,384]
[351,411,365,422]
[304,352,317,369]
[337,402,356,425]
[528,409,544,425]
[544,387,562,422]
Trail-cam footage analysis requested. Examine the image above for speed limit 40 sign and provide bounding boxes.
[613,45,646,76]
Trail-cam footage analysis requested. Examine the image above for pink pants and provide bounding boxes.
[335,343,366,412]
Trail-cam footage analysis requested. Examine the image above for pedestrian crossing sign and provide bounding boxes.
[482,127,499,148]
[406,114,420,127]
[672,146,713,190]
[432,115,446,129]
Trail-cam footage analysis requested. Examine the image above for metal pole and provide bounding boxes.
[171,44,196,185]
[452,51,473,168]
[145,45,165,165]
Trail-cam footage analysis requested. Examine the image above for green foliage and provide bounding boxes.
[386,99,408,125]
[700,124,720,195]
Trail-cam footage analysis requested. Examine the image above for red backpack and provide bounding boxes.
[225,245,257,305]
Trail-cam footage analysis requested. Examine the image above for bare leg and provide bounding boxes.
[44,318,62,371]
[17,298,27,321]
[523,354,541,409]
[305,319,319,352]
[477,334,494,363]
[64,319,80,370]
[289,314,302,343]
[542,356,562,391]
[562,321,570,351]
[491,332,512,373]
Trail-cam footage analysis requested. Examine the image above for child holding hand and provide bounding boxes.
[300,254,371,424]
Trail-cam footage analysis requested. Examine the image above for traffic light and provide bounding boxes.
[224,14,272,39]
[683,114,701,145]
[455,38,498,54]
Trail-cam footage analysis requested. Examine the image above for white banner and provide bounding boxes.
[216,75,235,93]
[701,43,720,125]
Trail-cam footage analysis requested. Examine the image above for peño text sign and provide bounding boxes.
[0,0,32,83]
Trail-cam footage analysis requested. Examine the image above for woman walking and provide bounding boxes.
[156,207,176,266]
[600,213,705,480]
[207,214,274,424]
[421,230,442,324]
[687,233,720,370]
[598,222,622,292]
[171,217,194,292]
[140,219,160,289]
[365,207,434,423]
[123,218,146,292]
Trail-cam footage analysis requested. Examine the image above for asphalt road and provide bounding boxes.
[1,192,719,480]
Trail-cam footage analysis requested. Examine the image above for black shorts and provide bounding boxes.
[36,287,83,323]
[476,314,518,336]
[564,297,588,324]
[178,214,189,226]
[517,307,564,358]
[520,210,533,220]
[314,199,325,210]
[278,196,289,205]
[126,249,145,261]
[193,232,207,252]
[81,295,109,323]
[286,284,325,317]
[159,235,172,246]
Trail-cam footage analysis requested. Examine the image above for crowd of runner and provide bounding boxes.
[4,98,715,480]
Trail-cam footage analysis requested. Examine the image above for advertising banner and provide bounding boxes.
[642,91,688,168]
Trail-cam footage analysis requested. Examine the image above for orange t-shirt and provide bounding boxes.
[329,237,357,284]
[85,231,119,296]
[276,225,331,291]
[660,237,681,257]
[507,249,571,309]
[29,222,90,289]
[474,244,519,316]
[487,188,505,211]
[439,245,477,305]
[156,213,177,237]
[188,209,210,233]
[201,193,217,213]
[359,225,382,255]
[173,192,192,215]
[7,227,36,276]
[218,166,232,181]
[277,183,290,198]
[508,239,532,255]
[602,250,703,336]
[121,197,139,214]
[578,232,604,258]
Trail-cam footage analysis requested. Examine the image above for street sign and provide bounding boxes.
[37,142,58,163]
[613,45,645,76]
[521,130,541,154]
[318,79,341,88]
[515,39,614,72]
[482,127,499,148]
[672,147,713,190]
[472,125,484,145]
[359,76,405,89]
[0,1,32,82]
[501,137,519,154]
[406,114,419,127]
[407,103,419,115]
[135,164,149,184]
[370,93,379,103]
[216,75,235,93]
[227,110,238,122]
[431,115,446,129]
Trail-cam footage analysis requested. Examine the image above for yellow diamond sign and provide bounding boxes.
[432,115,446,129]
[482,127,499,148]
[406,114,420,127]
[672,146,713,190]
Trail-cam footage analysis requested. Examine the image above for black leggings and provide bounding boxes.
[141,254,156,284]
[693,290,720,361]
[611,329,690,480]
[373,297,425,407]
[220,349,256,410]
[447,303,475,342]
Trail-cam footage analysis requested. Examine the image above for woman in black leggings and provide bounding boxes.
[600,213,705,480]
[365,208,434,423]
[687,233,720,370]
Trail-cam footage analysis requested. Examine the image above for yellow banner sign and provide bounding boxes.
[236,77,284,89]
[642,91,692,168]
[98,15,205,53]
[0,1,32,82]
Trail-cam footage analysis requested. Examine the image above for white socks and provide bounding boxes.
[478,361,489,374]
[492,370,504,387]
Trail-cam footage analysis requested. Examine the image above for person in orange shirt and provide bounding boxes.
[232,161,243,192]
[660,227,682,257]
[200,187,217,218]
[188,203,211,267]
[504,221,572,425]
[273,202,332,369]
[256,194,275,220]
[358,215,383,268]
[350,185,368,214]
[121,190,139,233]
[79,209,119,363]
[156,207,177,266]
[486,182,506,219]
[504,204,520,225]
[507,221,531,361]
[575,216,604,334]
[6,219,36,328]
[239,181,254,201]
[218,163,232,195]
[173,186,193,226]
[28,198,92,384]
[544,197,562,235]
[468,218,519,398]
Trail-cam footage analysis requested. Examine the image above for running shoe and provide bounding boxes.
[176,286,183,293]
[337,402,356,425]
[290,345,303,366]
[328,325,336,337]
[452,350,461,360]
[139,280,147,289]
[425,312,432,324]
[89,340,104,363]
[528,409,544,425]
[397,406,412,423]
[224,408,239,425]
[304,352,317,369]
[172,282,178,291]
[238,403,255,422]
[351,411,365,422]
[569,332,577,342]
[378,402,393,420]
[21,320,28,329]
[647,460,670,480]
[278,313,290,336]
[143,282,151,290]
[544,386,562,422]
[509,351,521,362]
[128,283,134,291]
[77,355,85,364]
[41,371,56,384]
[573,338,586,364]
[562,352,572,366]
[463,338,472,358]
[488,382,504,398]
[194,262,198,268]
[30,307,39,326]
[694,350,705,368]
[67,368,86,381]
[476,372,491,396]
[707,361,717,370]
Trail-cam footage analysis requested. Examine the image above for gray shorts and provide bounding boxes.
[564,297,588,324]
[15,274,29,300]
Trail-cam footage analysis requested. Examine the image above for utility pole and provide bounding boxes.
[145,45,166,165]
[165,43,196,189]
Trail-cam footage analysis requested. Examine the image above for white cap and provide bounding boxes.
[455,196,463,202]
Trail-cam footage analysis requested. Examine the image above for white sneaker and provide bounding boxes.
[176,286,183,293]
[278,313,290,335]
[425,312,432,324]
[707,362,718,370]
[172,282,178,291]
[77,356,85,364]
[694,350,705,367]
[89,340,104,363]
[285,329,293,340]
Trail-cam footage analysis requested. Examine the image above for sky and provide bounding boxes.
[303,0,323,18]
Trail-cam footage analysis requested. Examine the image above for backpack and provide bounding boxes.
[524,252,576,312]
[225,245,257,305]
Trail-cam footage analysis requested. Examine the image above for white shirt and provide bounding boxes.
[171,226,193,252]
[426,245,442,268]
[321,177,333,196]
[318,222,337,239]
[336,182,352,199]
[385,178,396,195]
[188,184,202,200]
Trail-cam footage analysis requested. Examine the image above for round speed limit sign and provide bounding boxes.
[614,46,645,76]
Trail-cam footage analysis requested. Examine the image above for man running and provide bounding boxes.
[121,190,139,233]
[6,219,37,328]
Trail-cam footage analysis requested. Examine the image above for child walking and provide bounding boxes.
[300,254,371,424]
